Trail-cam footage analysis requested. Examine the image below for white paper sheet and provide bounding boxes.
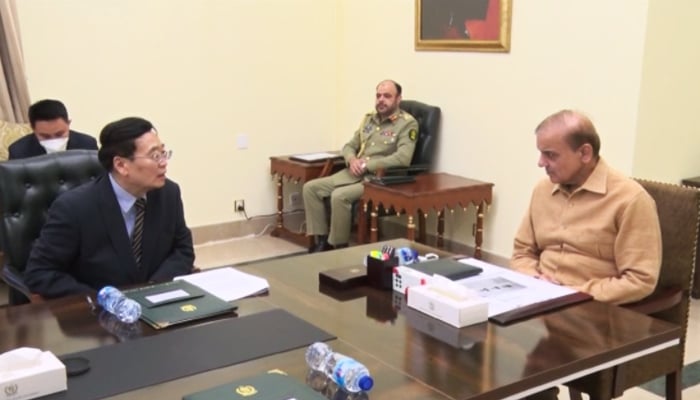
[289,152,341,162]
[174,267,269,302]
[456,258,578,317]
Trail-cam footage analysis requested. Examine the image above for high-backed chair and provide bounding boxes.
[566,179,699,400]
[352,100,441,243]
[0,150,104,305]
[378,99,441,176]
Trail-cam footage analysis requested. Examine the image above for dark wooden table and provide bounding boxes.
[0,240,681,399]
[358,173,493,258]
[269,154,344,248]
[681,176,700,298]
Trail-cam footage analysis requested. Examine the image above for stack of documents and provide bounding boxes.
[174,267,269,302]
[289,152,342,163]
[455,258,591,324]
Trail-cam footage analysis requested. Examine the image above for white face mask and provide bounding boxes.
[39,137,69,153]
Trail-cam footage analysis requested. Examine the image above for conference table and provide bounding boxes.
[0,240,681,399]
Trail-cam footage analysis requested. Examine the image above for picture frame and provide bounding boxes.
[415,0,512,53]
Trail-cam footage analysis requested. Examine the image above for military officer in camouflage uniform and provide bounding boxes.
[303,80,418,252]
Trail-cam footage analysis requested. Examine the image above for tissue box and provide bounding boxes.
[0,349,66,400]
[407,283,488,328]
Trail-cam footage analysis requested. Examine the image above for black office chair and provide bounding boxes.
[378,100,441,177]
[355,100,441,241]
[0,150,104,305]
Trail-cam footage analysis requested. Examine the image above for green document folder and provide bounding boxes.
[182,371,327,400]
[124,280,235,329]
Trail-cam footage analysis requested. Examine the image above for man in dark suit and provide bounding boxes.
[8,99,97,159]
[24,117,195,298]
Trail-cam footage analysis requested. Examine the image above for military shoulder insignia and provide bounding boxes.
[409,129,418,141]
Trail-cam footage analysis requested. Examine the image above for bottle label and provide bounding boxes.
[333,358,356,388]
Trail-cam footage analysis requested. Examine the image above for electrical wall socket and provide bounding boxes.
[289,192,301,208]
[234,199,245,212]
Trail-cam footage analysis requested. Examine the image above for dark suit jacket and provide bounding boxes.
[8,130,98,160]
[24,174,195,298]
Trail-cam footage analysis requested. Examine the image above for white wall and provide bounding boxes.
[17,0,339,226]
[337,0,650,256]
[16,0,697,259]
[632,0,700,180]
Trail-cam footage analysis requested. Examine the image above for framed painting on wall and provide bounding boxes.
[415,0,512,52]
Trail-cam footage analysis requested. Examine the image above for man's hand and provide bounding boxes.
[349,158,366,177]
[535,272,562,285]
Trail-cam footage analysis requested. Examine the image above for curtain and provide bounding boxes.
[0,0,30,123]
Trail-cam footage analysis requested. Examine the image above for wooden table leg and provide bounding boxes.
[418,212,426,243]
[271,175,285,236]
[370,206,379,243]
[407,215,416,242]
[474,202,485,259]
[436,209,444,248]
[357,200,367,244]
[270,176,313,248]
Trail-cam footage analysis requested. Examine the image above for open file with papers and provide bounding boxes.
[174,266,269,302]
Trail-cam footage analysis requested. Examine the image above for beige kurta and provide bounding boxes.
[511,159,662,304]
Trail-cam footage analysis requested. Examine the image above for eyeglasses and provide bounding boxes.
[131,149,172,164]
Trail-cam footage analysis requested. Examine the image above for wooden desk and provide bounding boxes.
[681,176,700,299]
[269,154,343,248]
[0,240,681,400]
[358,173,494,258]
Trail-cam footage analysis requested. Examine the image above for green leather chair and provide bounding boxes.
[0,150,103,305]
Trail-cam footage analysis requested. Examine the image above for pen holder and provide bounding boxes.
[366,256,399,290]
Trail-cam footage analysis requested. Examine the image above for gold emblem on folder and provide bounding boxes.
[180,304,197,312]
[235,385,258,396]
[4,384,18,397]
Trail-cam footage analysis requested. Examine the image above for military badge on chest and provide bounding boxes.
[381,129,396,143]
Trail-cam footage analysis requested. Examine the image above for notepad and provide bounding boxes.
[289,152,342,163]
[174,267,269,302]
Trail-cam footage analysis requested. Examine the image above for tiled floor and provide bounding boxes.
[2,235,698,399]
[193,234,306,269]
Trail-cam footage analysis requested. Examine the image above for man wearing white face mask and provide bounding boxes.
[8,99,97,159]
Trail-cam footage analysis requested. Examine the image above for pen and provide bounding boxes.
[86,295,96,312]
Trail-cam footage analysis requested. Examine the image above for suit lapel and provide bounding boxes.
[96,176,144,282]
[140,189,159,277]
[27,135,48,156]
[66,131,77,149]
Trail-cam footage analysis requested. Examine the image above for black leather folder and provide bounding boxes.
[488,292,593,325]
[407,259,483,280]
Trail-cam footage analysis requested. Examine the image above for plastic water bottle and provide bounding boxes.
[97,286,142,324]
[305,342,374,393]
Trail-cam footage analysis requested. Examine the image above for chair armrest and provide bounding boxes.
[376,164,430,178]
[2,264,34,300]
[622,286,683,315]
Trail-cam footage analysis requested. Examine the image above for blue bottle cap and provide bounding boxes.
[358,375,374,391]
